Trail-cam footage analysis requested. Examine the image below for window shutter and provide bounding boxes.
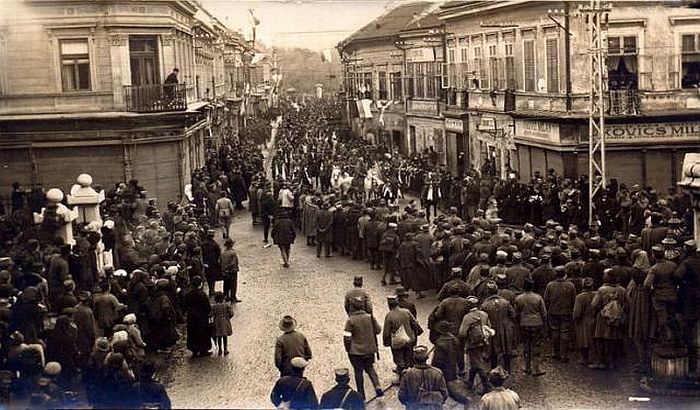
[546,38,559,93]
[523,40,535,92]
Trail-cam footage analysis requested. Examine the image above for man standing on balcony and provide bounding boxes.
[164,67,179,104]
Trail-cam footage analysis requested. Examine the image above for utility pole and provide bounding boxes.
[580,0,611,226]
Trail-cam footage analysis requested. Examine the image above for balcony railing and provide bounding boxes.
[608,89,640,116]
[124,84,187,113]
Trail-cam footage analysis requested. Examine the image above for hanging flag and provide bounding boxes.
[322,49,333,63]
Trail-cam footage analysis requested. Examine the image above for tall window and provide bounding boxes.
[60,39,91,91]
[459,37,469,89]
[363,72,372,99]
[378,71,387,100]
[447,46,456,88]
[416,64,425,97]
[489,44,499,90]
[546,38,559,93]
[406,64,415,97]
[474,46,485,89]
[681,34,700,89]
[523,40,536,92]
[505,43,516,89]
[607,35,638,90]
[390,71,402,99]
[129,36,159,86]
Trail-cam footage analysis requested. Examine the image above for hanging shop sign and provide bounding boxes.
[406,47,435,63]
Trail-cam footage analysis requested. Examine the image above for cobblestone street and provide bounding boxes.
[160,209,698,409]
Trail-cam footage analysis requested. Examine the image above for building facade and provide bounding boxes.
[0,0,250,202]
[337,2,436,154]
[437,0,700,188]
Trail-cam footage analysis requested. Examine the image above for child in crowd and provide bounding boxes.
[212,292,233,355]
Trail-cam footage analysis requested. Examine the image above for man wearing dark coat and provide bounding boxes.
[319,368,365,410]
[316,202,334,258]
[182,276,212,357]
[276,315,313,376]
[149,279,179,352]
[200,230,222,296]
[270,357,318,409]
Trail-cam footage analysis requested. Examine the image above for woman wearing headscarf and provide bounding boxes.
[627,249,654,374]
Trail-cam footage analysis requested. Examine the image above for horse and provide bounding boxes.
[363,168,384,203]
[331,165,353,196]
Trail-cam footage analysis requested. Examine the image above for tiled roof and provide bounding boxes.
[341,2,434,44]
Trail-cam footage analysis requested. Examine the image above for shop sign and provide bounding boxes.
[605,121,700,144]
[516,120,559,143]
[408,100,438,115]
[407,47,435,62]
[445,118,463,133]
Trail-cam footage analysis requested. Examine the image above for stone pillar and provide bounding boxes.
[67,173,105,225]
[67,174,107,274]
[34,188,78,246]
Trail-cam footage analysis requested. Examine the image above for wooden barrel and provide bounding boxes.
[651,345,689,382]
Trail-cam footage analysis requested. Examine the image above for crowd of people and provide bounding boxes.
[263,99,699,410]
[0,93,698,409]
[0,116,272,407]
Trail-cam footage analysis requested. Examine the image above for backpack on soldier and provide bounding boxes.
[465,317,490,349]
[601,293,624,326]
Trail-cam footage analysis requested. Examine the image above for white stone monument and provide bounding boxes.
[67,173,105,224]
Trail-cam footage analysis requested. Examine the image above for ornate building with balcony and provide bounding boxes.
[337,2,436,154]
[437,1,700,188]
[0,0,247,202]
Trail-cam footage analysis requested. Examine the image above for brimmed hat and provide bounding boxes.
[44,362,61,376]
[123,313,137,324]
[279,315,297,332]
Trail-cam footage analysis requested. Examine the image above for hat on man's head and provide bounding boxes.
[279,315,297,332]
[413,345,429,361]
[96,337,110,352]
[290,357,308,369]
[44,362,62,376]
[488,366,509,385]
[334,367,350,382]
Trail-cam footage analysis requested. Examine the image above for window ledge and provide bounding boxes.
[0,90,113,99]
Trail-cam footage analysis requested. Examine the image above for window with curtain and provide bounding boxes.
[523,40,536,92]
[460,47,469,89]
[681,33,700,89]
[607,35,638,90]
[546,38,559,93]
[363,72,373,99]
[60,39,91,91]
[505,43,516,89]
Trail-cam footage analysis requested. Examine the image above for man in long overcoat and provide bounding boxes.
[182,276,212,357]
[316,202,334,258]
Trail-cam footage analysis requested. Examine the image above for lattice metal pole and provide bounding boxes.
[583,0,611,226]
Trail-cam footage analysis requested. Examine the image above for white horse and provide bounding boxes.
[331,165,353,196]
[363,168,384,203]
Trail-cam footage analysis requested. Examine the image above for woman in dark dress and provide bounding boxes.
[182,276,212,357]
